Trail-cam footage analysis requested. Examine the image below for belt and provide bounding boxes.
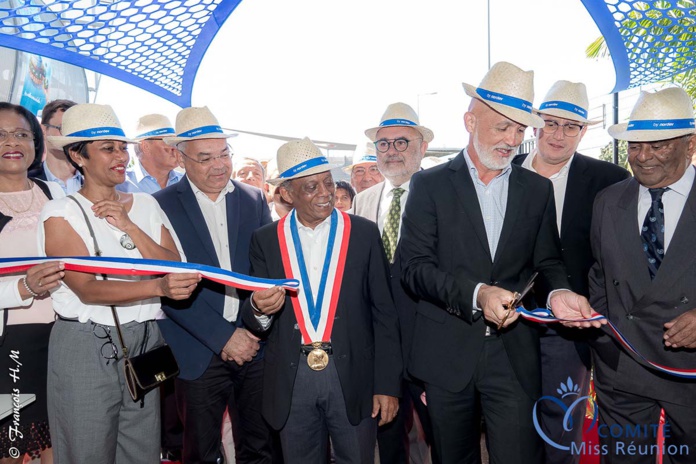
[300,342,332,355]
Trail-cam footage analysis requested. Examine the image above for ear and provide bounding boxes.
[279,185,294,206]
[464,112,476,134]
[176,150,185,169]
[68,147,84,168]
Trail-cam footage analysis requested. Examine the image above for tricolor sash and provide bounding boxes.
[278,209,350,344]
[517,307,696,379]
[0,256,299,292]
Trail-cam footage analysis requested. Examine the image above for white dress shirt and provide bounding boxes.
[637,165,695,251]
[521,150,573,234]
[188,178,239,322]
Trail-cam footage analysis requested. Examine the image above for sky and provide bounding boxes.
[95,0,625,162]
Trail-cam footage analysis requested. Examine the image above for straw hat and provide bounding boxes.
[462,61,544,128]
[608,87,696,142]
[342,142,378,174]
[47,104,135,149]
[164,106,237,146]
[536,80,600,125]
[364,102,434,142]
[134,114,175,140]
[267,137,339,185]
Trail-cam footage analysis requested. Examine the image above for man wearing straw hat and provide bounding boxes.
[399,62,594,464]
[355,102,438,464]
[118,114,183,194]
[579,87,696,463]
[343,142,384,193]
[242,137,402,463]
[514,81,629,463]
[154,107,275,464]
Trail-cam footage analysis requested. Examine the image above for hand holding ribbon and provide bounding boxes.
[548,289,606,329]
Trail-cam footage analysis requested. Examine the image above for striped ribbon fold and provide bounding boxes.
[517,307,696,379]
[0,256,299,292]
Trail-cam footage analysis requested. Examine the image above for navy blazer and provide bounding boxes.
[154,177,272,380]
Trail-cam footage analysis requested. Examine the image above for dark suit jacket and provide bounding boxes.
[154,177,271,380]
[589,173,696,406]
[352,182,421,370]
[514,153,630,298]
[27,163,47,182]
[400,151,570,399]
[241,213,403,430]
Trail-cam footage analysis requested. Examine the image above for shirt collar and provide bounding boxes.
[639,164,695,199]
[44,162,83,184]
[133,162,183,185]
[463,148,513,182]
[187,176,235,204]
[523,149,574,179]
[295,210,333,233]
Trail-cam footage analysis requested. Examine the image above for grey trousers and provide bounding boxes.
[47,318,162,464]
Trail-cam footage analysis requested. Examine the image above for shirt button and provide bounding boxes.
[626,314,634,320]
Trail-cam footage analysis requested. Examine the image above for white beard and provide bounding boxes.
[473,135,516,170]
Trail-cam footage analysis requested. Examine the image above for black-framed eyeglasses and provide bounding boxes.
[0,130,34,142]
[178,144,233,166]
[43,123,62,133]
[542,120,585,137]
[374,138,421,153]
[93,323,119,365]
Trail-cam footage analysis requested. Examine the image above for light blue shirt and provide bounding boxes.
[462,149,512,313]
[43,163,83,195]
[462,148,511,258]
[117,163,183,194]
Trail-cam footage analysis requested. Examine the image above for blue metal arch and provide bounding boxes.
[0,0,244,107]
[582,0,696,92]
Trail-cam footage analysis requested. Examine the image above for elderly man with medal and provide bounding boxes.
[242,137,403,463]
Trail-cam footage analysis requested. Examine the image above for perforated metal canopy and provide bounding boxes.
[0,0,243,107]
[582,0,696,92]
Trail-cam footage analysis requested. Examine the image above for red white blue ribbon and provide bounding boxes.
[278,209,350,344]
[517,307,696,379]
[0,256,299,292]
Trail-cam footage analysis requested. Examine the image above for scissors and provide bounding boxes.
[497,271,538,330]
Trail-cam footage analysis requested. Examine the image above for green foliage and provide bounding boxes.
[599,139,630,170]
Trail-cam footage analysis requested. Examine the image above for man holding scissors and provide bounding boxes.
[399,62,593,464]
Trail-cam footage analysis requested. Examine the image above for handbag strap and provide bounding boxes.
[67,195,130,358]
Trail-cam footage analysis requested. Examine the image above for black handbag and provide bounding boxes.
[68,195,179,402]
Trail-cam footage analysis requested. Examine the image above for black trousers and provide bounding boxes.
[594,379,696,464]
[425,335,543,464]
[377,379,440,464]
[176,355,274,464]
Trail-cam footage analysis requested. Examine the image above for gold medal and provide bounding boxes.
[307,342,329,371]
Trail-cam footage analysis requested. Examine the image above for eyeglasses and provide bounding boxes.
[0,130,34,142]
[542,120,585,137]
[353,165,381,176]
[93,323,119,365]
[179,146,233,166]
[43,123,62,133]
[374,137,422,153]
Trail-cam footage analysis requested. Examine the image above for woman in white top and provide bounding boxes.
[40,104,200,464]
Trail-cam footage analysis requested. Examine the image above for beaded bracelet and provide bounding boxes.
[22,277,41,298]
